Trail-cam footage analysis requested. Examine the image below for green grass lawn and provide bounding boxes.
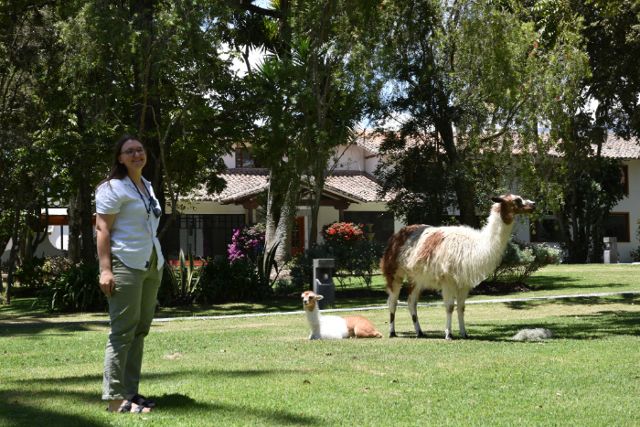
[1,264,639,426]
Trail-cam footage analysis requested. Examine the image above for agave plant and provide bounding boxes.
[257,240,281,288]
[165,249,202,304]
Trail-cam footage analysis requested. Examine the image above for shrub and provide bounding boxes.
[346,239,385,288]
[289,244,333,291]
[228,223,265,263]
[42,261,105,313]
[198,257,271,303]
[487,240,561,285]
[322,222,365,244]
[14,257,47,294]
[289,238,384,291]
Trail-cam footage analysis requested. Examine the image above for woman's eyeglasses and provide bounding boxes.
[121,148,145,156]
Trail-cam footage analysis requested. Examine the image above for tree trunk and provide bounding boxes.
[436,118,479,228]
[4,208,21,304]
[67,191,81,263]
[79,177,96,264]
[264,167,300,264]
[308,178,323,247]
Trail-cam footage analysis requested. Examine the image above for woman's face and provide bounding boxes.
[118,139,146,174]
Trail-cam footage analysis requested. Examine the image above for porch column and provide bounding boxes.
[242,199,260,224]
[334,201,350,222]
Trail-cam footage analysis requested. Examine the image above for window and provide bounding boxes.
[343,211,395,245]
[603,212,630,243]
[202,214,246,257]
[530,217,563,242]
[235,147,260,168]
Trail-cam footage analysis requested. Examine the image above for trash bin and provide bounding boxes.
[313,258,335,309]
[603,237,618,263]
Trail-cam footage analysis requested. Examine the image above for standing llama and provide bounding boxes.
[380,194,535,339]
[301,291,383,339]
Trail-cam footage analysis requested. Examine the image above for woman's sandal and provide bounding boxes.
[106,399,152,413]
[131,394,156,409]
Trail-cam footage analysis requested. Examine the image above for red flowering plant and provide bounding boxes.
[321,222,365,245]
[317,221,382,288]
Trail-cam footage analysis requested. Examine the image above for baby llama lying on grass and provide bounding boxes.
[381,194,535,340]
[301,291,383,339]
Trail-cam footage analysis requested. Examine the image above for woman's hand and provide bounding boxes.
[100,270,116,297]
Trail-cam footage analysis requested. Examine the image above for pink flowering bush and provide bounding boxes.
[227,223,266,263]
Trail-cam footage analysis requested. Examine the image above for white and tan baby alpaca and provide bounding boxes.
[301,291,382,340]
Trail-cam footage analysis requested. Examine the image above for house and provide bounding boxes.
[1,208,69,262]
[5,134,638,263]
[161,137,401,260]
[162,132,640,263]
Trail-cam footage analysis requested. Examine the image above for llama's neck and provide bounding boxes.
[479,206,515,268]
[305,308,322,335]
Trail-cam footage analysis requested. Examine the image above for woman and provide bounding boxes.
[95,135,164,413]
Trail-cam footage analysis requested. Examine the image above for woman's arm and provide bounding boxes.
[96,213,116,297]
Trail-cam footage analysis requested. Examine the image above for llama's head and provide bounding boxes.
[301,291,324,312]
[491,194,535,224]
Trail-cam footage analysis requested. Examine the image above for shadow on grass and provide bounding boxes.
[2,371,321,426]
[475,309,640,342]
[0,320,104,337]
[154,393,320,425]
[389,295,640,342]
[525,274,632,293]
[503,293,640,311]
[12,368,307,388]
[0,389,105,427]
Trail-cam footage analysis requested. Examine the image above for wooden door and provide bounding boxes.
[291,216,305,256]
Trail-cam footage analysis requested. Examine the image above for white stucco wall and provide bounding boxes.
[222,153,235,169]
[609,159,640,262]
[332,145,365,171]
[176,200,245,215]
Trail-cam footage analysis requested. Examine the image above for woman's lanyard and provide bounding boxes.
[130,177,153,220]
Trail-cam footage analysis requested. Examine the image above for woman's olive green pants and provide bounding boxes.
[102,250,162,401]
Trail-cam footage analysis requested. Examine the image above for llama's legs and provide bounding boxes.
[387,282,401,338]
[442,287,455,340]
[407,284,424,338]
[456,287,470,339]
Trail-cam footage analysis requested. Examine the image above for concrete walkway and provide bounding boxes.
[152,290,640,324]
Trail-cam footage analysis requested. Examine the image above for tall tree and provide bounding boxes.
[515,0,632,262]
[232,0,381,260]
[0,1,59,302]
[375,0,582,227]
[46,0,238,260]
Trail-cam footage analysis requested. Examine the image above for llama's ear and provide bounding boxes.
[316,294,324,301]
[491,196,504,203]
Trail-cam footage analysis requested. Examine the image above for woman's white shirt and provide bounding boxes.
[96,177,165,271]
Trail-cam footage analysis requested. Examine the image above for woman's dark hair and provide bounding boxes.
[98,134,144,186]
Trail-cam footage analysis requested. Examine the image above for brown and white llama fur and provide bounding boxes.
[301,291,383,339]
[380,194,535,339]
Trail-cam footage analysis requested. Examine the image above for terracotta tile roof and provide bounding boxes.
[325,171,391,202]
[600,134,640,159]
[188,168,269,202]
[355,130,640,159]
[186,168,389,204]
[354,133,384,154]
